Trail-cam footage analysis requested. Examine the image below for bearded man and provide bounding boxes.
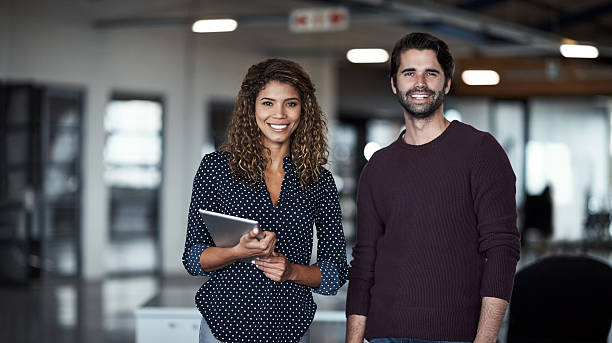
[345,32,521,343]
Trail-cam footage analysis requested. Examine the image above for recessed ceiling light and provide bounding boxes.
[346,49,389,63]
[192,19,238,33]
[559,44,598,58]
[461,70,500,86]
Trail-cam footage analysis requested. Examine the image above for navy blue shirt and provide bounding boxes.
[182,152,348,343]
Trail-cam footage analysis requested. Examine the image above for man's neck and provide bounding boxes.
[402,110,450,146]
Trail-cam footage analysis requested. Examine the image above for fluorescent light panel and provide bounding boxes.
[346,49,389,63]
[461,70,500,86]
[192,19,237,33]
[559,44,598,58]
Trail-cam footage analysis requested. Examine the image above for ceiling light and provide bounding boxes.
[559,44,598,58]
[363,142,382,160]
[461,70,500,86]
[346,49,389,63]
[192,19,237,33]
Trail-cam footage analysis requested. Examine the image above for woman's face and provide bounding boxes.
[254,80,301,150]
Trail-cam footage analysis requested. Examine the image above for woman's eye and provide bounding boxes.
[287,102,298,107]
[262,101,273,106]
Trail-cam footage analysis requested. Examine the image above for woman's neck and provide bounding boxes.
[264,141,290,172]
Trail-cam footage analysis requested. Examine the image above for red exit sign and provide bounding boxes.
[289,7,349,33]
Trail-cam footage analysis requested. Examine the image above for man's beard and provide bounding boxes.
[396,87,445,119]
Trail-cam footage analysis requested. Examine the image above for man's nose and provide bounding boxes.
[415,74,426,88]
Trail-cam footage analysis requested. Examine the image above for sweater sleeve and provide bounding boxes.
[346,161,385,316]
[471,133,521,301]
[182,153,218,277]
[311,169,349,296]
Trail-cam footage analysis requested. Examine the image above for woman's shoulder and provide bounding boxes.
[313,165,336,189]
[200,150,230,167]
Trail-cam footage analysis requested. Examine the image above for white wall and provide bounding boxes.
[493,101,526,206]
[0,0,9,78]
[450,97,491,132]
[4,0,339,279]
[529,98,609,240]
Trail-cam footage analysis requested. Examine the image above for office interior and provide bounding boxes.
[1,0,611,342]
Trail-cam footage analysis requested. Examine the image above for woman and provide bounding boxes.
[182,58,348,343]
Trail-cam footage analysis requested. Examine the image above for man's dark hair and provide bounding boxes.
[389,32,454,88]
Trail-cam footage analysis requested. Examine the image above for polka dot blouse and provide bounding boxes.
[182,152,349,343]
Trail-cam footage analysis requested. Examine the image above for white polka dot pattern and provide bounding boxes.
[182,152,348,343]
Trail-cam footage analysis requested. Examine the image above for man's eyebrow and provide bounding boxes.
[400,67,441,74]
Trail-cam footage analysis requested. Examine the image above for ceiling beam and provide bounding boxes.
[458,0,509,11]
[537,2,612,31]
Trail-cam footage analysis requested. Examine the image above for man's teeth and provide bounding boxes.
[411,94,429,99]
[270,124,288,129]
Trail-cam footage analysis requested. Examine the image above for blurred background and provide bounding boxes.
[1,0,611,342]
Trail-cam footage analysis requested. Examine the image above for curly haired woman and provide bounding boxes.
[182,58,348,343]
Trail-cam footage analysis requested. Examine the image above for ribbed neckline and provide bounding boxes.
[395,120,457,151]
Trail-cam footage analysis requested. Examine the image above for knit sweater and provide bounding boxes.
[346,120,521,341]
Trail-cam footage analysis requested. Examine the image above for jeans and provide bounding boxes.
[369,338,472,343]
[199,317,310,343]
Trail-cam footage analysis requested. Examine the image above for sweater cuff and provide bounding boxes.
[480,247,519,301]
[345,278,372,316]
[187,243,215,276]
[311,260,340,295]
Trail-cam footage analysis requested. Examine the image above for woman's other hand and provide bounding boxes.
[254,252,295,282]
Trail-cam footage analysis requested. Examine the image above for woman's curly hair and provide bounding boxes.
[220,58,328,187]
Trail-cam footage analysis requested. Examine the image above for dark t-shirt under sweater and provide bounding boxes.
[346,120,521,341]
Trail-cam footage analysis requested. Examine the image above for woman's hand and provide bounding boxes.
[254,252,295,282]
[233,227,276,259]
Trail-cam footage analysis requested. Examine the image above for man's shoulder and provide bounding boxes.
[449,120,498,148]
[367,141,400,165]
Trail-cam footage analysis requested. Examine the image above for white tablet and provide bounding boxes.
[198,209,261,248]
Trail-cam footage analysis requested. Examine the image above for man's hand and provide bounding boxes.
[346,314,367,343]
[474,296,509,343]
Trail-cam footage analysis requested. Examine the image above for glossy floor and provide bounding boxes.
[1,246,611,343]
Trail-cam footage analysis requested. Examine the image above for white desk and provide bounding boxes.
[135,286,346,343]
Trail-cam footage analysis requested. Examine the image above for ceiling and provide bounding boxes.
[88,0,612,57]
[84,0,612,96]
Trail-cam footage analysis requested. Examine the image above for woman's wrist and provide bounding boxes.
[286,262,298,281]
[230,245,248,261]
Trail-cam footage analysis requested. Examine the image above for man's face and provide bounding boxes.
[391,49,451,119]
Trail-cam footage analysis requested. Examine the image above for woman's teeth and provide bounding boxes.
[269,124,288,130]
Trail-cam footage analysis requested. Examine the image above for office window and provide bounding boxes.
[104,94,163,274]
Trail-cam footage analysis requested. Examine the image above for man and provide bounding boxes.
[345,32,521,343]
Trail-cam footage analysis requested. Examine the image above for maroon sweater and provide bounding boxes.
[346,121,521,341]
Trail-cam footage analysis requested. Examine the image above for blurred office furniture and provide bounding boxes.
[135,285,347,343]
[520,185,553,244]
[507,255,612,343]
[584,194,612,241]
[0,82,83,283]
